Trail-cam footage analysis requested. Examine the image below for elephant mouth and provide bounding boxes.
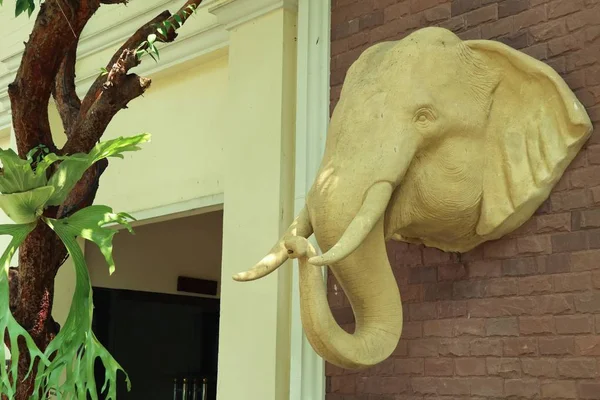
[232,180,394,282]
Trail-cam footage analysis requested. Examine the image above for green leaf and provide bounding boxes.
[0,222,48,398]
[45,133,151,206]
[173,13,182,27]
[40,207,134,399]
[0,148,49,194]
[147,33,157,44]
[0,185,55,224]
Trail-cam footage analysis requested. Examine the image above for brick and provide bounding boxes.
[541,380,578,399]
[498,30,529,49]
[471,338,503,356]
[514,6,548,30]
[469,297,535,317]
[396,244,422,266]
[481,17,513,38]
[535,294,576,315]
[409,302,437,320]
[556,315,593,334]
[552,231,588,252]
[576,335,600,355]
[438,263,466,281]
[555,272,592,293]
[505,378,540,398]
[330,375,356,394]
[453,280,484,299]
[347,32,369,49]
[453,318,485,336]
[572,250,600,271]
[437,300,467,318]
[594,271,600,288]
[592,228,600,249]
[424,358,453,376]
[410,377,437,395]
[545,56,566,73]
[452,0,482,16]
[466,4,498,27]
[486,317,519,336]
[373,0,396,9]
[424,4,452,22]
[522,358,557,378]
[358,11,384,30]
[439,15,466,31]
[519,275,553,295]
[362,376,410,394]
[409,0,440,13]
[575,291,600,312]
[522,42,548,59]
[517,235,551,255]
[483,277,519,297]
[519,316,555,335]
[539,336,575,355]
[504,337,538,356]
[423,282,453,301]
[499,0,529,17]
[437,378,471,395]
[580,382,600,399]
[466,260,501,277]
[589,145,600,165]
[455,357,486,376]
[530,19,567,42]
[548,0,584,18]
[546,253,571,273]
[394,358,424,375]
[574,209,600,229]
[423,320,453,337]
[537,213,571,233]
[403,322,423,339]
[409,339,439,357]
[383,1,409,22]
[470,377,503,396]
[558,358,598,378]
[564,70,587,90]
[439,338,470,356]
[486,357,521,378]
[332,307,354,325]
[409,266,437,284]
[502,257,540,276]
[571,166,600,188]
[393,339,408,356]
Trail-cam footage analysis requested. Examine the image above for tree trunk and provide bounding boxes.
[3,0,204,397]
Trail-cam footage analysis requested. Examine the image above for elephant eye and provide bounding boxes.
[414,108,436,126]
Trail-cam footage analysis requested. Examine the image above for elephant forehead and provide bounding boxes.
[346,28,467,91]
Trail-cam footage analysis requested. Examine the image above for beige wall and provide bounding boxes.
[85,210,223,297]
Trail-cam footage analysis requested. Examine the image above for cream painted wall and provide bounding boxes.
[44,54,228,216]
[85,210,223,296]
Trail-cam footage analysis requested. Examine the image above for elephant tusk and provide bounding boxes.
[232,206,313,281]
[309,181,393,267]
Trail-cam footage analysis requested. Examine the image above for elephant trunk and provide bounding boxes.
[233,184,403,369]
[298,181,403,369]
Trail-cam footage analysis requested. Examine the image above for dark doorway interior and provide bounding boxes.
[92,287,220,400]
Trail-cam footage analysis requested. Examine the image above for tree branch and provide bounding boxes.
[63,0,203,155]
[52,41,81,136]
[8,0,101,157]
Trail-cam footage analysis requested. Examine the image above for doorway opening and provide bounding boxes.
[87,209,223,400]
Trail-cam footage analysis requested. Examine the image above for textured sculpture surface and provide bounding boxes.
[234,27,593,369]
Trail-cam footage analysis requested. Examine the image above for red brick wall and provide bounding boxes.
[327,0,600,399]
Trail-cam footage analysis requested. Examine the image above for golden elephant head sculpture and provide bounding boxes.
[234,27,593,369]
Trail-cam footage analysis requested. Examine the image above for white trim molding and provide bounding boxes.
[0,0,228,133]
[209,0,298,29]
[290,0,330,399]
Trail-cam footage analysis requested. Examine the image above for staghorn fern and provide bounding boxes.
[0,133,151,398]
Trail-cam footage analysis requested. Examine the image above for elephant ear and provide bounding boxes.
[465,39,593,239]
